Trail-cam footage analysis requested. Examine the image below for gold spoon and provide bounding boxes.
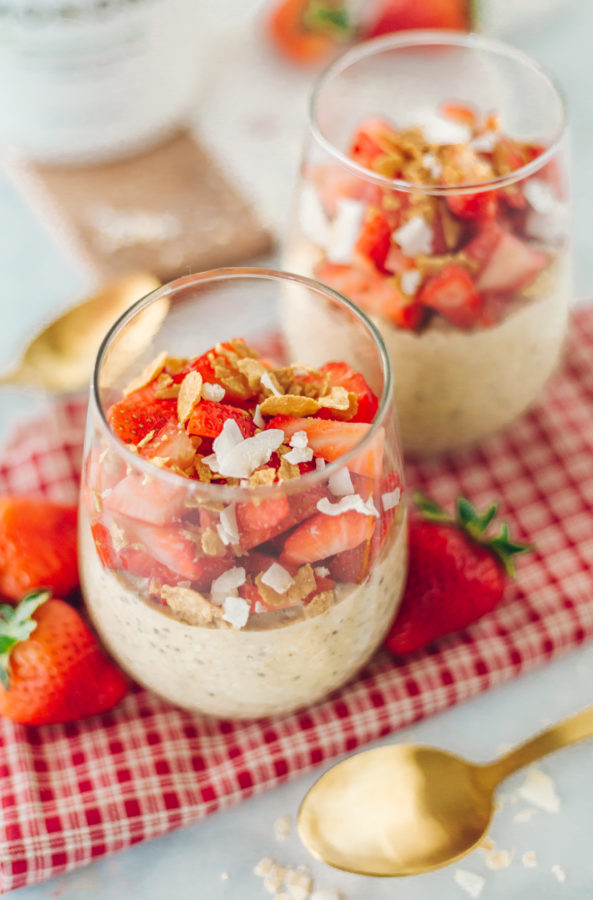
[0,271,160,392]
[298,704,593,877]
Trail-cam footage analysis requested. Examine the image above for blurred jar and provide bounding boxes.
[0,0,201,164]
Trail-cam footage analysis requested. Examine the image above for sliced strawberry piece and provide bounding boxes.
[320,362,379,424]
[446,190,498,221]
[268,416,384,482]
[282,510,376,565]
[355,209,393,271]
[239,484,331,551]
[107,385,177,445]
[312,165,383,218]
[236,494,290,534]
[440,102,477,127]
[140,420,198,469]
[464,221,504,271]
[187,400,255,440]
[328,539,372,584]
[349,118,395,169]
[316,262,425,329]
[103,474,186,526]
[475,231,548,294]
[418,263,483,329]
[91,522,119,570]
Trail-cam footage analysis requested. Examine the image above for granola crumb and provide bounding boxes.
[274,814,291,842]
[485,850,512,870]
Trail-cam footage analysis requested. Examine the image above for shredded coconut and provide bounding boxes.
[328,466,354,497]
[517,768,560,813]
[215,429,285,479]
[470,130,498,152]
[213,418,245,458]
[382,487,401,511]
[315,457,326,471]
[300,182,331,248]
[253,404,265,428]
[326,198,366,264]
[201,381,226,402]
[222,595,250,628]
[317,494,378,517]
[210,566,246,596]
[392,215,433,255]
[400,268,422,296]
[289,430,309,449]
[416,113,472,145]
[314,565,330,578]
[453,868,485,898]
[261,371,283,397]
[217,504,239,546]
[261,563,295,595]
[422,151,442,178]
[284,446,314,465]
[524,178,558,215]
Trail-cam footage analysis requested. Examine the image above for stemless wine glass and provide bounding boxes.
[284,31,571,456]
[79,268,407,720]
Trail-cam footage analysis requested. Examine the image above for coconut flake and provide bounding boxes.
[317,494,378,517]
[300,182,331,248]
[453,868,485,898]
[382,486,401,511]
[326,198,366,264]
[213,418,245,458]
[517,768,560,813]
[328,466,354,497]
[289,430,309,449]
[485,850,512,870]
[253,404,265,428]
[217,504,239,546]
[551,863,566,883]
[422,151,442,178]
[417,113,472,145]
[393,216,433,255]
[214,429,284,479]
[284,446,314,465]
[254,601,267,614]
[522,851,537,868]
[314,565,330,577]
[203,453,221,474]
[222,595,250,628]
[524,178,559,215]
[274,814,292,842]
[202,381,226,402]
[210,566,246,597]
[315,457,326,471]
[261,371,282,397]
[400,268,422,296]
[261,563,295,595]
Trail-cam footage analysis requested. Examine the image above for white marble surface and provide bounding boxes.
[2,2,593,898]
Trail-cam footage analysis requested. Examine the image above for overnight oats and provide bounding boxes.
[79,269,407,719]
[285,32,571,456]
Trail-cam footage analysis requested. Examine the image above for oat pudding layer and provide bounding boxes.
[80,506,407,719]
[284,244,570,456]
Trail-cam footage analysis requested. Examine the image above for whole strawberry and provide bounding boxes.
[385,493,531,655]
[0,590,128,725]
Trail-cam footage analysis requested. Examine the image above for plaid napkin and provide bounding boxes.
[2,308,593,894]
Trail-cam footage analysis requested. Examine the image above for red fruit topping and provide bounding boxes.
[107,385,177,445]
[282,509,376,565]
[355,209,393,271]
[446,190,498,221]
[365,0,469,37]
[187,400,255,440]
[103,474,186,526]
[349,118,394,169]
[475,231,547,294]
[320,361,379,424]
[418,263,483,329]
[316,262,424,329]
[0,497,79,601]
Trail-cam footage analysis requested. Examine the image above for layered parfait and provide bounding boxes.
[287,103,570,455]
[80,336,407,719]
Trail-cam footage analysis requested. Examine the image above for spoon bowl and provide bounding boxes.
[298,704,593,877]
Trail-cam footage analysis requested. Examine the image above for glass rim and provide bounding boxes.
[309,29,569,196]
[91,266,395,500]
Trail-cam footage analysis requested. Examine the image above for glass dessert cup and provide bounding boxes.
[79,268,407,720]
[284,31,571,457]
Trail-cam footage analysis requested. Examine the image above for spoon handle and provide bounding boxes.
[484,704,593,787]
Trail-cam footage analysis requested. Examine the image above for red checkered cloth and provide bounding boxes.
[2,308,593,894]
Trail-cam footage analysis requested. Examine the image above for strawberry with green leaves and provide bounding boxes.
[385,493,531,655]
[0,590,128,725]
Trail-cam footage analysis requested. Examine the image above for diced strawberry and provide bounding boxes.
[239,484,331,551]
[282,510,376,565]
[464,221,505,271]
[446,190,498,221]
[140,420,198,469]
[239,582,264,613]
[316,262,425,329]
[268,416,384,482]
[477,293,509,327]
[475,231,547,294]
[91,522,119,570]
[107,385,177,445]
[312,165,383,217]
[418,263,483,329]
[349,118,394,169]
[176,339,256,402]
[120,547,189,586]
[328,539,372,584]
[187,400,255,440]
[355,209,392,271]
[236,494,290,534]
[492,137,529,175]
[383,244,415,276]
[103,474,186,526]
[320,362,379,424]
[85,447,126,495]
